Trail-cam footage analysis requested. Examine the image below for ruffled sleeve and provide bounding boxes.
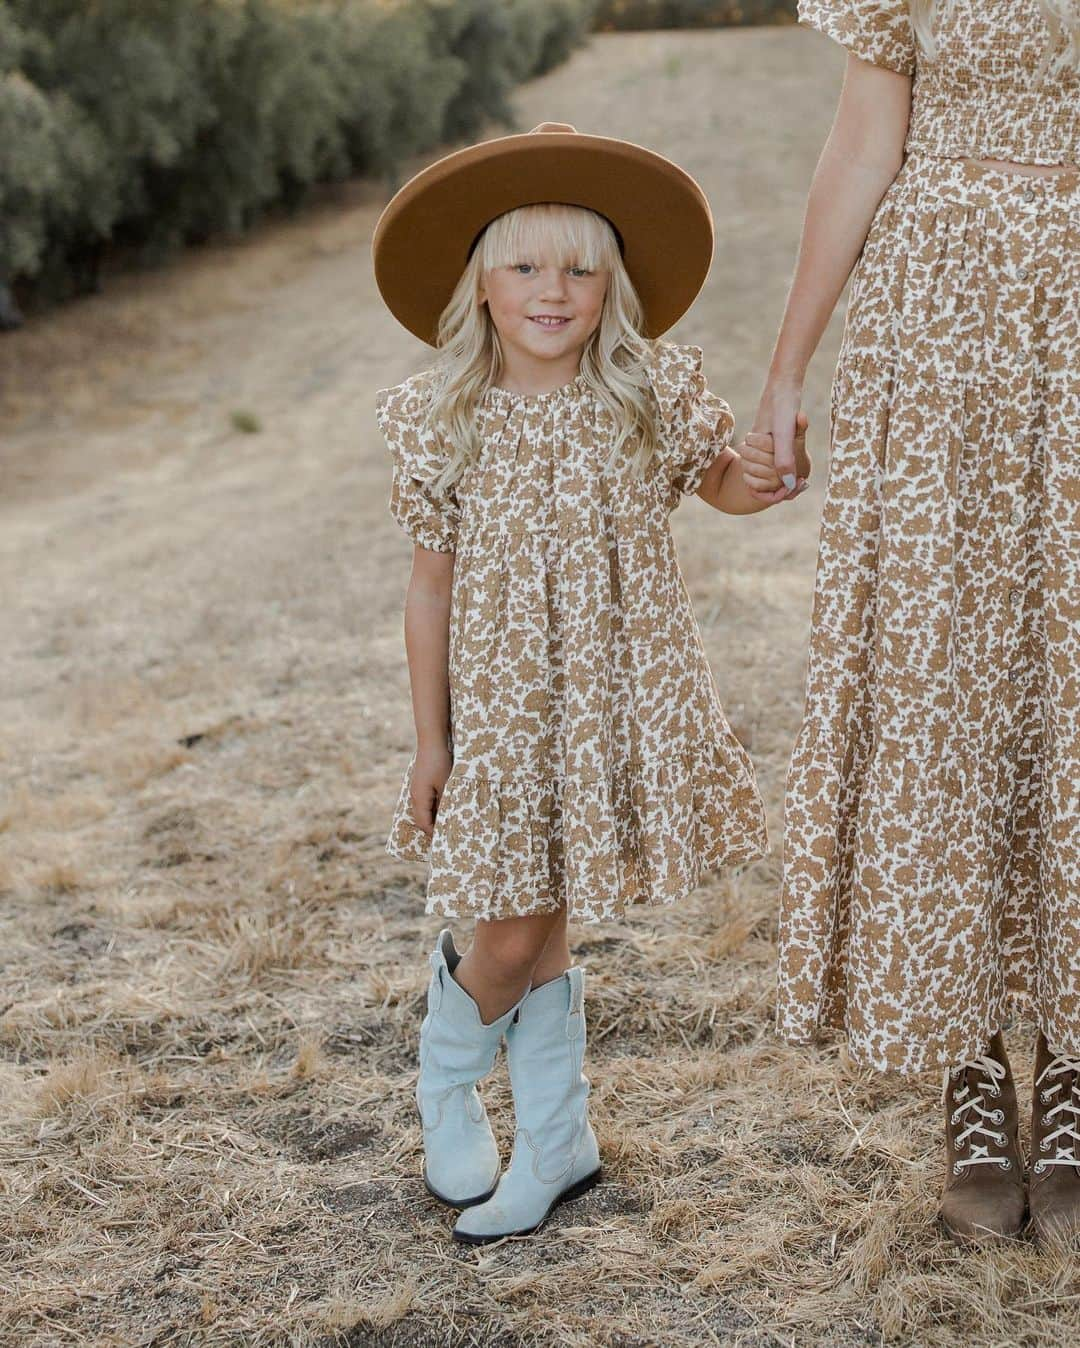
[375,373,461,553]
[797,0,916,75]
[649,342,735,506]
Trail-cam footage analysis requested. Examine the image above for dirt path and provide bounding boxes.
[2,27,1075,1348]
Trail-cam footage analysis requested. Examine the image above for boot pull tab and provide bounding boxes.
[566,968,583,1037]
[429,956,445,1012]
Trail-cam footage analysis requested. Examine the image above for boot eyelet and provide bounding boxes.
[1034,1160,1046,1174]
[995,1132,1008,1146]
[1040,1138,1051,1151]
[952,1161,963,1176]
[1041,1090,1053,1105]
[990,1109,1004,1125]
[950,1110,962,1125]
[998,1158,1011,1172]
[988,1086,1001,1098]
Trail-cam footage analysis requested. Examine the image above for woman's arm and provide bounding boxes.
[757,55,912,497]
[404,545,455,836]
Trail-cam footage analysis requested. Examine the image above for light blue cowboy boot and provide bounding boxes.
[453,966,601,1243]
[417,928,526,1208]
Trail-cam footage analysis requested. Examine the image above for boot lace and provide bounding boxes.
[1034,1054,1080,1176]
[942,1054,1012,1175]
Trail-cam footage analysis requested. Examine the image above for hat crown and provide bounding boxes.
[372,125,713,345]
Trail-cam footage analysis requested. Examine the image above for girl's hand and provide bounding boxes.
[410,741,453,837]
[740,412,811,505]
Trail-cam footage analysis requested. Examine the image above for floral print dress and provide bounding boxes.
[779,0,1080,1073]
[377,342,769,923]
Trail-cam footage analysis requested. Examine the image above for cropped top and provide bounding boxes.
[798,0,1080,166]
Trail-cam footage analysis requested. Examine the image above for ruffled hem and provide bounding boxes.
[796,0,916,77]
[776,709,1080,1076]
[384,744,769,924]
[775,986,1077,1080]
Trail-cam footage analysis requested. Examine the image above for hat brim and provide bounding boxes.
[372,130,714,346]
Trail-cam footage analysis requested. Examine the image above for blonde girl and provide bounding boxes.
[372,122,810,1244]
[760,1,1080,1244]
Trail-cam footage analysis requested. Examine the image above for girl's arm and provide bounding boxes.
[756,55,912,496]
[404,545,455,837]
[696,412,810,515]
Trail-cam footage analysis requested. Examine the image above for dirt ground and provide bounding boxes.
[2,25,1078,1348]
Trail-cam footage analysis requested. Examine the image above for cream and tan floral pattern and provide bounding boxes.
[777,146,1080,1073]
[377,342,769,923]
[799,0,1080,165]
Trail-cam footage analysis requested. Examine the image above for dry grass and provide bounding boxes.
[2,26,1078,1348]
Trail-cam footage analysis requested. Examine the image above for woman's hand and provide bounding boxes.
[747,379,810,503]
[740,405,811,506]
[410,740,453,837]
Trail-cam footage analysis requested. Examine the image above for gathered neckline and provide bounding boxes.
[481,372,591,410]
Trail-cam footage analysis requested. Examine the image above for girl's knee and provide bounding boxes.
[473,915,559,982]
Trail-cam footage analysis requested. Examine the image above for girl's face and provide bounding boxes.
[479,255,608,378]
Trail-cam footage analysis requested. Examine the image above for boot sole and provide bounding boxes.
[452,1167,603,1245]
[424,1167,498,1210]
[416,1101,500,1210]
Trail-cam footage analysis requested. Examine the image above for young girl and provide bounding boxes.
[759,1,1080,1245]
[372,122,810,1244]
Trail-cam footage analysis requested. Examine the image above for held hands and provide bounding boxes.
[739,410,812,506]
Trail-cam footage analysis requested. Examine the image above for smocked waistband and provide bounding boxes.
[894,152,1080,212]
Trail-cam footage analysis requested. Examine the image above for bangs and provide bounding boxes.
[476,203,622,273]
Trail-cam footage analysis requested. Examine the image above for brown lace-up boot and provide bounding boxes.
[939,1031,1026,1245]
[1029,1031,1080,1246]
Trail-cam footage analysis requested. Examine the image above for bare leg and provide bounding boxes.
[529,906,571,988]
[454,908,565,1024]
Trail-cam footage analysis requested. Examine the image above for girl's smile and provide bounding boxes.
[479,259,608,395]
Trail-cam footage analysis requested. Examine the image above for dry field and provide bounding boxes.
[2,26,1077,1348]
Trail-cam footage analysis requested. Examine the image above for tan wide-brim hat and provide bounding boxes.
[372,122,713,345]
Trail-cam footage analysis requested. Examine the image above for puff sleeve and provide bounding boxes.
[375,374,461,553]
[649,342,736,507]
[797,0,916,75]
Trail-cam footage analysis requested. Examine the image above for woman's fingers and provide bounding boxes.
[741,423,811,502]
[772,427,797,489]
[792,412,812,478]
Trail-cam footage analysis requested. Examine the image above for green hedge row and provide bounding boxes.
[0,0,596,322]
[594,0,795,29]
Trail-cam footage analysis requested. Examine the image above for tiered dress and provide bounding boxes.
[377,343,769,923]
[779,0,1080,1073]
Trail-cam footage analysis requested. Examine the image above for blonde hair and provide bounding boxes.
[909,0,1080,77]
[426,203,658,489]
